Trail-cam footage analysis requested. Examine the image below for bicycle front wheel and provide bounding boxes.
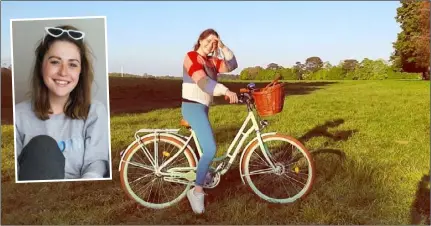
[120,134,197,209]
[242,134,315,203]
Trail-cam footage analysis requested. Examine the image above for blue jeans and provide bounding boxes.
[181,101,216,186]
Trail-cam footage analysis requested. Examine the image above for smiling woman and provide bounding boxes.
[181,28,239,214]
[11,18,111,183]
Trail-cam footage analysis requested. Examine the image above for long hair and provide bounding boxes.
[31,25,94,120]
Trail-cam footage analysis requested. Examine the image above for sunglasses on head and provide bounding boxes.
[43,27,85,43]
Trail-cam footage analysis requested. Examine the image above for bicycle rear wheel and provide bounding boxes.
[119,134,197,209]
[242,134,315,203]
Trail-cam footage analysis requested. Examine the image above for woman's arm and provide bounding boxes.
[81,101,110,179]
[184,52,229,96]
[217,41,238,73]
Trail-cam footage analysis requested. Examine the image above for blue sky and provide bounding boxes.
[1,1,401,76]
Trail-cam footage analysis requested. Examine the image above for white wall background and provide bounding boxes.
[11,17,108,107]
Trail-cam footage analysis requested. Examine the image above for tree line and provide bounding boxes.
[235,58,420,81]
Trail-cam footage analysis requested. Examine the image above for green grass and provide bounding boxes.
[2,79,430,224]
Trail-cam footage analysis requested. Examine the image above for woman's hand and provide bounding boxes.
[210,39,220,57]
[211,40,218,51]
[215,38,225,49]
[225,90,238,104]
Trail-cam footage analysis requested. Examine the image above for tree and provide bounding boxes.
[278,67,297,80]
[323,61,333,69]
[342,59,359,73]
[391,0,430,80]
[305,56,323,73]
[239,66,263,80]
[415,0,430,79]
[239,69,250,80]
[293,61,306,80]
[355,58,388,80]
[249,66,264,79]
[267,63,281,70]
[258,69,277,80]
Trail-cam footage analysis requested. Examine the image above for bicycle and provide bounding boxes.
[118,78,316,209]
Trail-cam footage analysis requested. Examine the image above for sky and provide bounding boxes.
[1,1,401,77]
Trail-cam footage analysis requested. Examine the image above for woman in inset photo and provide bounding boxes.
[14,24,110,181]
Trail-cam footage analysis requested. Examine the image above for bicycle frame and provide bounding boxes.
[157,108,277,179]
[119,93,278,186]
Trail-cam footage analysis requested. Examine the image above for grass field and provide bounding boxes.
[1,79,430,224]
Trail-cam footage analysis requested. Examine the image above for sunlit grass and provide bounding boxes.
[1,79,429,224]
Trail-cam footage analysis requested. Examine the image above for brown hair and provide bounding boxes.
[193,28,219,51]
[31,25,94,120]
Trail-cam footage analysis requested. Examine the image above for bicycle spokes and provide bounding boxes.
[137,138,157,168]
[246,139,311,200]
[123,137,194,206]
[257,138,278,169]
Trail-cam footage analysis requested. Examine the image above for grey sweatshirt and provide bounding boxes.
[15,99,110,179]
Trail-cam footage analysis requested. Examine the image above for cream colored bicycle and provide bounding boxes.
[119,79,316,209]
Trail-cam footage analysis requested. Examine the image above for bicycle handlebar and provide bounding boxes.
[224,94,243,103]
[239,88,249,93]
[224,76,282,104]
[224,93,245,104]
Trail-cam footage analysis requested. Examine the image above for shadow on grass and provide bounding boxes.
[298,118,357,184]
[108,77,337,116]
[310,148,346,183]
[2,118,368,225]
[298,118,358,145]
[211,81,337,105]
[410,174,430,225]
[2,77,337,125]
[205,118,356,205]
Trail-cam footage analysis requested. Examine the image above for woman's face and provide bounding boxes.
[42,40,81,99]
[199,34,218,55]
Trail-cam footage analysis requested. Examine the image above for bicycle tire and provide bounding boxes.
[241,134,315,203]
[120,134,197,209]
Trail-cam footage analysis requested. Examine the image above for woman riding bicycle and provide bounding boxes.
[182,28,238,214]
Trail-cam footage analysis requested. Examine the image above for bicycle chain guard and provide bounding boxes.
[163,166,221,189]
[203,167,221,189]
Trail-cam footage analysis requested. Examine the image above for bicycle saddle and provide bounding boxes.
[180,119,191,129]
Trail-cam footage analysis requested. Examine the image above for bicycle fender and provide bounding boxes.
[238,132,278,184]
[118,137,144,171]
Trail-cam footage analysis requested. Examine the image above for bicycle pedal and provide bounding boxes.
[203,168,222,189]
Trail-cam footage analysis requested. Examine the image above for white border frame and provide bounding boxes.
[11,16,113,183]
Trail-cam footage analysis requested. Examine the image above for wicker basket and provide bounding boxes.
[252,80,285,117]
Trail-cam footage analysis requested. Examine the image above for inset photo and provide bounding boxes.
[10,16,112,183]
